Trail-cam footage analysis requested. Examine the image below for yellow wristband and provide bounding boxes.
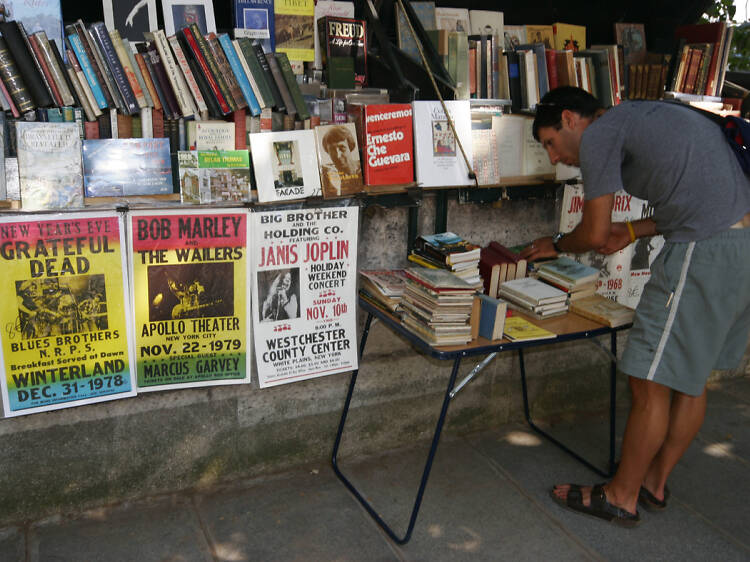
[625,221,636,243]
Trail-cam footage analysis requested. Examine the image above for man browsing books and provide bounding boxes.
[521,86,750,527]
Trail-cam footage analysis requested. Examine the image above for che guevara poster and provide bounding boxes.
[251,206,358,388]
[0,212,136,417]
[128,209,251,391]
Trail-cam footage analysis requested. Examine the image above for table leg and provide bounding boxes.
[331,321,462,545]
[518,343,617,478]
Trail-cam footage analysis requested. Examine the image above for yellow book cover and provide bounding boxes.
[525,25,554,49]
[553,22,586,52]
[274,0,315,62]
[503,315,556,341]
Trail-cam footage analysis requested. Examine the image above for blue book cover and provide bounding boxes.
[233,0,274,53]
[5,0,64,56]
[67,33,108,110]
[217,33,261,116]
[83,138,173,197]
[477,293,506,340]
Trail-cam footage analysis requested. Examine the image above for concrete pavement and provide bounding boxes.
[2,375,748,561]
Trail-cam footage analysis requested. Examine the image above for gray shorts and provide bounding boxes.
[619,227,750,395]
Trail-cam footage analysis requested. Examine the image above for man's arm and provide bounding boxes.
[520,193,614,261]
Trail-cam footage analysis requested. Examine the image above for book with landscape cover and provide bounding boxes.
[317,16,367,87]
[314,122,363,197]
[82,138,172,197]
[569,294,634,328]
[233,0,275,53]
[178,149,252,203]
[355,103,413,186]
[17,121,83,209]
[274,0,315,62]
[249,129,321,202]
[412,100,473,187]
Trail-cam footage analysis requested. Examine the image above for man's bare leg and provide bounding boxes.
[552,377,672,514]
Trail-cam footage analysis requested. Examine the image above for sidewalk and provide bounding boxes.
[2,375,749,562]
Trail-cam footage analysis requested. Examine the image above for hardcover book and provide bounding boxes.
[553,22,586,52]
[167,33,209,116]
[313,0,354,69]
[275,52,309,120]
[476,293,507,341]
[0,21,54,109]
[357,103,413,186]
[16,122,83,210]
[569,294,635,328]
[317,16,367,87]
[82,138,173,197]
[178,149,252,203]
[249,129,321,202]
[89,22,139,115]
[537,256,599,288]
[147,30,196,118]
[274,0,315,62]
[412,100,473,187]
[179,25,232,115]
[206,33,246,111]
[218,32,261,115]
[314,122,363,197]
[193,120,236,150]
[234,0,275,53]
[0,36,35,113]
[236,37,274,108]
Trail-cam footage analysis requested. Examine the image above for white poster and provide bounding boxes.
[251,206,359,387]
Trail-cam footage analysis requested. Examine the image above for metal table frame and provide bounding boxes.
[331,298,630,545]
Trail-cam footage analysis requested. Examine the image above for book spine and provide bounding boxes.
[251,41,285,111]
[134,47,164,111]
[16,21,58,107]
[0,21,53,108]
[232,39,267,108]
[218,33,260,115]
[47,37,81,109]
[109,30,148,108]
[66,32,108,110]
[65,63,96,121]
[185,24,234,114]
[206,33,246,111]
[275,52,309,120]
[122,39,153,108]
[167,34,208,115]
[0,67,20,118]
[237,38,273,107]
[89,22,138,114]
[144,40,181,119]
[27,33,63,106]
[151,29,196,118]
[266,54,296,116]
[179,27,230,116]
[76,21,121,111]
[37,32,75,107]
[180,39,222,118]
[0,36,35,113]
[66,47,103,117]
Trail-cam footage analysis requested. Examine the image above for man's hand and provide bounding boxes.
[596,222,632,255]
[519,236,558,262]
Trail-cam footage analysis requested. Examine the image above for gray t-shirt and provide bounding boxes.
[579,101,750,241]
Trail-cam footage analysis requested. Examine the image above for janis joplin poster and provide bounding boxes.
[0,212,136,417]
[128,209,251,391]
[251,206,358,388]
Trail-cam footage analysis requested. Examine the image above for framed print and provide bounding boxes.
[162,0,216,36]
[103,0,158,43]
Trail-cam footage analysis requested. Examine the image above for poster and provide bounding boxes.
[0,212,136,417]
[128,209,251,391]
[558,184,664,307]
[251,206,358,388]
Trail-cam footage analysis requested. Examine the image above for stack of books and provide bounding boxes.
[409,232,482,289]
[358,269,409,313]
[535,256,599,301]
[497,277,568,319]
[479,241,527,298]
[400,267,477,346]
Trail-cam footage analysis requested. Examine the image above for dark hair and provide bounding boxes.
[322,126,355,153]
[532,86,602,141]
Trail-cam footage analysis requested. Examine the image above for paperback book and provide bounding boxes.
[354,103,413,186]
[274,0,315,62]
[249,129,322,202]
[16,122,83,210]
[314,122,363,197]
[82,138,172,197]
[178,150,253,203]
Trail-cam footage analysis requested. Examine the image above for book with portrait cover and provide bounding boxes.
[234,0,275,53]
[412,100,473,187]
[353,103,413,186]
[82,138,172,197]
[317,16,367,87]
[178,150,252,203]
[16,122,83,210]
[314,122,363,197]
[274,0,315,62]
[249,129,321,202]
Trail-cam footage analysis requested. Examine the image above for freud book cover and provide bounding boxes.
[317,16,367,86]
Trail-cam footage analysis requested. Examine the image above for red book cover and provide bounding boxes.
[84,120,100,139]
[545,49,558,89]
[152,108,165,138]
[361,104,414,186]
[233,108,247,149]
